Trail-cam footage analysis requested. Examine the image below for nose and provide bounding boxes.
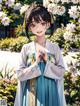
[36,27,42,32]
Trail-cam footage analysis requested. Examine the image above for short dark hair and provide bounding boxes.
[25,3,54,40]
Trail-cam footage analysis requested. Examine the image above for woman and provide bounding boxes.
[14,3,66,106]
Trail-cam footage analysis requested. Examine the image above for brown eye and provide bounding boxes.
[32,24,35,27]
[41,22,46,25]
[30,23,35,28]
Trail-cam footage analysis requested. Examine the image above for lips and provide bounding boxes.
[37,31,42,34]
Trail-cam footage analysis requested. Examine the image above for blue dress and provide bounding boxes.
[22,59,60,106]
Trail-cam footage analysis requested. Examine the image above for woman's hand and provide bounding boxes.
[42,51,48,62]
[35,43,48,63]
[36,50,48,63]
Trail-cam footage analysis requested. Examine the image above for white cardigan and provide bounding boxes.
[14,40,66,106]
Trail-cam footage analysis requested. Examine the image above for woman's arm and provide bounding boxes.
[44,43,65,80]
[16,44,41,81]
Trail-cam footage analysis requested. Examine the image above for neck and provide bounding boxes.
[35,35,46,46]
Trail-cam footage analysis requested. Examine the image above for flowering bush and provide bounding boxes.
[20,4,29,15]
[0,36,28,51]
[64,71,80,105]
[43,0,66,16]
[0,0,30,38]
[0,11,10,26]
[0,79,17,106]
[0,0,23,26]
[47,27,65,47]
[63,5,80,52]
[43,0,80,27]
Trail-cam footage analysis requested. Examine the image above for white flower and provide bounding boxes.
[0,11,7,20]
[66,23,76,32]
[48,0,54,2]
[55,0,61,3]
[61,0,71,4]
[1,17,10,26]
[78,6,80,10]
[20,4,29,15]
[63,22,79,42]
[57,6,66,15]
[47,3,65,15]
[43,0,50,7]
[75,34,80,41]
[5,0,15,7]
[48,3,58,14]
[63,31,73,41]
[49,0,60,3]
[14,3,22,10]
[72,0,80,4]
[0,0,2,4]
[61,0,80,4]
[43,0,60,8]
[68,6,79,19]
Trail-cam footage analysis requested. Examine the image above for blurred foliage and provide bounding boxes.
[0,64,17,106]
[0,64,14,80]
[15,24,26,37]
[0,79,17,106]
[72,53,80,71]
[63,40,80,55]
[47,27,65,48]
[64,72,80,105]
[0,36,28,52]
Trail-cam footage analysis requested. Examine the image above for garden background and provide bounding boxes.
[0,0,80,106]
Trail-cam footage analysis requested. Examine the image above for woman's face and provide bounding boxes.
[29,18,50,37]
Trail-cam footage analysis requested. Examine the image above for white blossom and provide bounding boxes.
[20,4,29,15]
[63,22,79,42]
[5,0,15,7]
[57,6,66,15]
[61,0,71,4]
[43,0,50,7]
[75,34,80,41]
[68,6,80,19]
[48,3,65,15]
[67,56,80,76]
[66,23,76,32]
[48,0,54,2]
[55,0,61,3]
[78,6,80,11]
[63,31,74,41]
[61,0,67,4]
[14,3,22,10]
[43,0,60,7]
[64,32,79,42]
[1,17,10,26]
[47,3,57,14]
[48,0,60,3]
[0,11,7,20]
[61,0,80,4]
[0,0,2,4]
[72,0,80,4]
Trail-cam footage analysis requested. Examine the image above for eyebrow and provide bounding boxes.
[31,20,46,24]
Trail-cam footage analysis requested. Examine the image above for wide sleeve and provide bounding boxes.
[16,44,41,81]
[44,43,65,80]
